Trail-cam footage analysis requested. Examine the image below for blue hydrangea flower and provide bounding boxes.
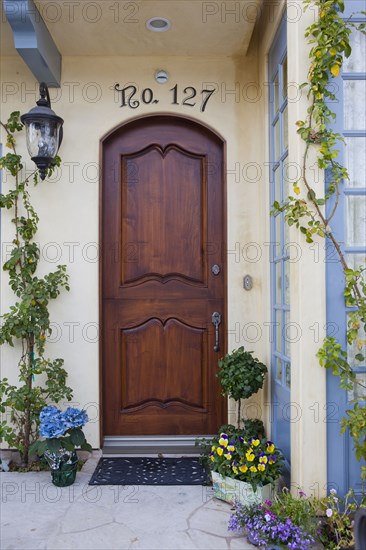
[62,407,88,429]
[39,416,66,439]
[39,406,59,423]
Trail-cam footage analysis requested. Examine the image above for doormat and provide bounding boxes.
[88,457,209,486]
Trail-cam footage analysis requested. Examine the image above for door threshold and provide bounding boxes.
[103,435,213,455]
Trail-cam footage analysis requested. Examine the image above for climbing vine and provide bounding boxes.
[0,112,73,466]
[272,0,366,487]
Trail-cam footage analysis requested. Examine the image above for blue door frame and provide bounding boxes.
[269,17,291,479]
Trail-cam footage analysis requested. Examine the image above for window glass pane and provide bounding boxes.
[347,316,366,368]
[274,167,281,203]
[274,119,280,160]
[282,57,288,100]
[275,261,282,304]
[273,73,279,113]
[346,253,366,283]
[284,260,290,305]
[346,196,366,246]
[283,157,290,199]
[348,373,366,402]
[275,214,282,257]
[284,217,290,247]
[344,80,366,130]
[283,105,288,151]
[285,363,291,388]
[276,310,282,353]
[276,357,283,382]
[343,30,366,73]
[284,310,291,358]
[345,137,366,188]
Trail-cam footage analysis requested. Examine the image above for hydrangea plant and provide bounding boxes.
[30,406,91,456]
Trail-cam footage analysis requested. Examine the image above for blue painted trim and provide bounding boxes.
[269,14,291,469]
[343,0,366,18]
[4,0,61,87]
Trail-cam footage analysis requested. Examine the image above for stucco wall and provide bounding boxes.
[1,52,268,447]
[0,1,328,496]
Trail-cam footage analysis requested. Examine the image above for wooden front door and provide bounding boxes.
[101,115,227,436]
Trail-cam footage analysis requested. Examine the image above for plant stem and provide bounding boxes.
[22,332,34,466]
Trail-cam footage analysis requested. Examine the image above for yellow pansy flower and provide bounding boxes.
[258,464,265,472]
[250,466,257,473]
[219,437,228,448]
[211,445,216,452]
[227,445,235,452]
[252,439,260,447]
[210,455,215,462]
[232,466,238,475]
[246,451,255,462]
[224,453,232,460]
[217,447,223,456]
[239,464,248,473]
[259,456,268,464]
[266,443,275,454]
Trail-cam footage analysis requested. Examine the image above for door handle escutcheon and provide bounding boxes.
[212,312,222,352]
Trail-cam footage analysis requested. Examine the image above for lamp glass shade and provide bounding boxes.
[25,117,62,160]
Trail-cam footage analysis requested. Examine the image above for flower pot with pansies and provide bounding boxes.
[30,406,92,486]
[208,432,284,505]
[207,347,281,505]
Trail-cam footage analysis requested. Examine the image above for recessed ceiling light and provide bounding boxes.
[146,17,171,32]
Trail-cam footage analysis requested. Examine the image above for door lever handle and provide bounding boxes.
[212,312,222,352]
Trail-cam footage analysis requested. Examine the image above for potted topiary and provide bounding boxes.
[204,347,283,505]
[217,346,267,427]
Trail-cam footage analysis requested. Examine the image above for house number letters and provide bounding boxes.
[114,83,215,112]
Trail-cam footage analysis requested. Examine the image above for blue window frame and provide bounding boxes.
[326,0,366,497]
[269,17,291,469]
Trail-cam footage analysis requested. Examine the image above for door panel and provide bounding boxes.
[101,115,226,436]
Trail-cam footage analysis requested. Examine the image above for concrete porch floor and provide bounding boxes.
[0,451,255,550]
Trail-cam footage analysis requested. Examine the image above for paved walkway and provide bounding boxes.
[0,452,255,550]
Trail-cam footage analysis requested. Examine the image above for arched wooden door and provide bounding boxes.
[101,115,227,437]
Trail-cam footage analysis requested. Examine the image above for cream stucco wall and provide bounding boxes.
[1,52,269,448]
[0,1,328,496]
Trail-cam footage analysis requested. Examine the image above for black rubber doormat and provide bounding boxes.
[89,457,208,485]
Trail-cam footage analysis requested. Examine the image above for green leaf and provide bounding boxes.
[47,438,62,453]
[69,428,86,447]
[80,442,92,453]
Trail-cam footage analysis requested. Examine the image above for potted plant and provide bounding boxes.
[217,347,267,427]
[203,347,277,504]
[228,498,316,549]
[30,406,92,486]
[208,431,284,505]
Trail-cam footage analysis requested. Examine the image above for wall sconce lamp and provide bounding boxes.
[21,82,64,180]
